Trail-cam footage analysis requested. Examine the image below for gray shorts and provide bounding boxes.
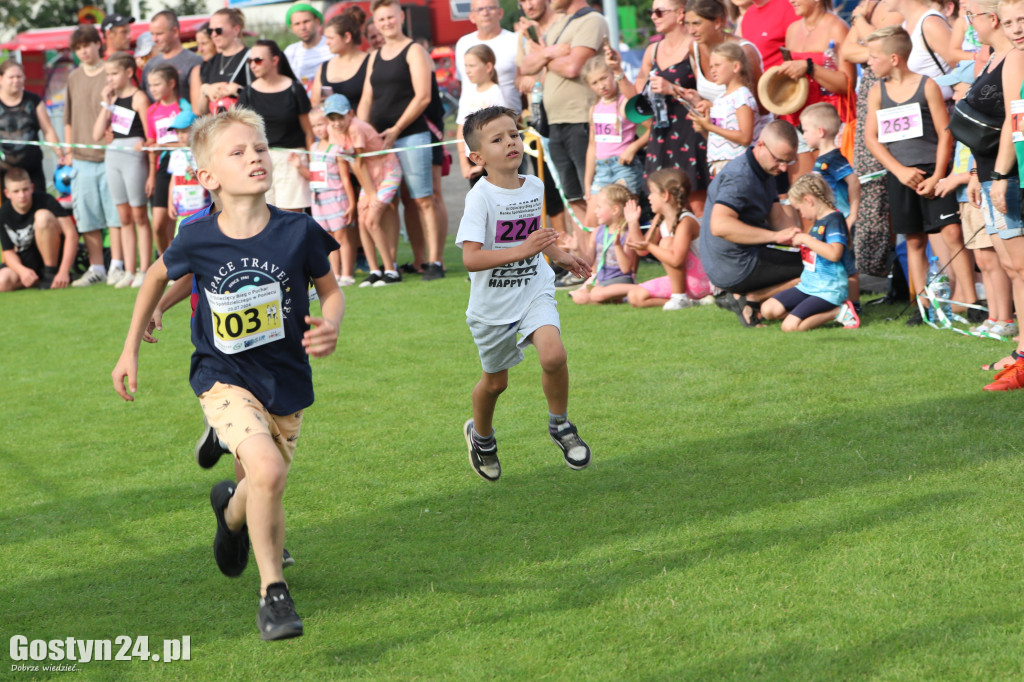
[105,138,148,207]
[468,293,560,374]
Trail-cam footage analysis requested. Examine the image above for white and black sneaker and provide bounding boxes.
[210,481,249,577]
[549,421,591,470]
[282,548,295,568]
[464,419,500,482]
[257,582,303,641]
[359,272,383,288]
[195,416,230,469]
[373,271,402,287]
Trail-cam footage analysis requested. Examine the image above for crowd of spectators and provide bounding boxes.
[5,0,1024,389]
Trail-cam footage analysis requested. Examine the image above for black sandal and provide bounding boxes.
[735,296,762,328]
[982,350,1020,371]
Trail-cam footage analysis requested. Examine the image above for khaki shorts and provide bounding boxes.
[198,382,303,466]
[960,202,992,250]
[266,148,311,209]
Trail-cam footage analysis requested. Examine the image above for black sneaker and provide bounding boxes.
[967,306,988,324]
[549,421,591,470]
[422,263,446,281]
[195,417,229,469]
[464,419,500,481]
[210,481,249,577]
[37,267,57,290]
[373,271,402,287]
[359,272,383,288]
[257,582,303,641]
[282,548,294,568]
[905,308,924,327]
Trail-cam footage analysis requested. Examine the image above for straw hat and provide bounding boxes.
[757,66,810,116]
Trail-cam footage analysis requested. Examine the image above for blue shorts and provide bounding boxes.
[591,156,644,196]
[980,180,1024,239]
[71,159,120,232]
[394,131,433,199]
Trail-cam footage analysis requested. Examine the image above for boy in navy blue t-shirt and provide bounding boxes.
[113,108,344,641]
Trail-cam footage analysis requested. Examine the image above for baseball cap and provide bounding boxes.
[624,94,654,124]
[323,94,352,116]
[101,13,134,33]
[169,109,197,130]
[134,32,154,58]
[285,3,324,25]
[935,60,976,87]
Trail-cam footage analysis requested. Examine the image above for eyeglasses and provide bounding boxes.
[210,26,225,35]
[649,7,678,18]
[247,57,265,65]
[965,10,992,23]
[471,5,500,12]
[762,141,796,167]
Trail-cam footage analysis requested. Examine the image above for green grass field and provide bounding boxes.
[3,253,1023,680]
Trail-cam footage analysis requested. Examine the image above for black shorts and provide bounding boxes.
[529,154,564,216]
[150,155,172,210]
[886,166,959,234]
[0,245,44,276]
[727,246,803,294]
[547,122,589,203]
[772,286,839,319]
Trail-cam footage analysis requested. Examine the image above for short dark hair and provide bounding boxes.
[152,9,180,30]
[462,106,518,152]
[70,25,102,50]
[4,167,31,187]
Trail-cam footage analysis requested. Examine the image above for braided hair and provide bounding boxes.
[788,172,836,210]
[647,168,690,235]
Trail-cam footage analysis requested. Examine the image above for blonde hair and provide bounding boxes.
[710,42,751,88]
[212,7,246,29]
[466,44,499,84]
[599,183,634,209]
[582,55,613,81]
[866,25,912,60]
[191,108,267,176]
[789,173,836,210]
[800,102,842,138]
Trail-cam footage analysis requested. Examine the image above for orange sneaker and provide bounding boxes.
[983,359,1024,391]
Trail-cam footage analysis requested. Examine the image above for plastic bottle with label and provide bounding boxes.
[649,69,670,129]
[531,81,543,126]
[927,256,952,321]
[819,41,836,96]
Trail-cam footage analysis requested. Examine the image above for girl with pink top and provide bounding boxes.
[144,64,186,254]
[581,55,647,229]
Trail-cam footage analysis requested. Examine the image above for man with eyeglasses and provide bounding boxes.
[699,121,804,325]
[455,0,522,114]
[142,10,203,100]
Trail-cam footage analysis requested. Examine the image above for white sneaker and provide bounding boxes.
[696,294,716,306]
[662,294,693,311]
[131,271,145,288]
[114,270,135,289]
[72,269,105,287]
[337,275,355,287]
[106,266,126,286]
[970,319,994,336]
[988,321,1018,339]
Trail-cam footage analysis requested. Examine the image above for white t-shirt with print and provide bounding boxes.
[456,175,555,324]
[708,86,758,163]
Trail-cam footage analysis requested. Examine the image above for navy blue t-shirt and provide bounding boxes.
[162,206,339,414]
[699,148,779,289]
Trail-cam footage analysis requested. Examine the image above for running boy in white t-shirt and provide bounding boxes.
[456,106,592,482]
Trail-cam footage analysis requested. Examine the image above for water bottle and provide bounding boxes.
[649,69,670,129]
[531,81,543,125]
[819,40,836,95]
[928,256,952,321]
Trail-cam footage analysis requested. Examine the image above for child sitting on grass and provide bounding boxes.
[761,173,853,331]
[456,106,592,482]
[570,184,638,305]
[625,168,712,311]
[113,107,344,641]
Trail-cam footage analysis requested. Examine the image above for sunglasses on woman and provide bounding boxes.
[649,7,678,18]
[247,57,265,65]
[210,27,226,35]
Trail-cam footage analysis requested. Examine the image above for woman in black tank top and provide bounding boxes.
[357,0,446,277]
[312,13,369,107]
